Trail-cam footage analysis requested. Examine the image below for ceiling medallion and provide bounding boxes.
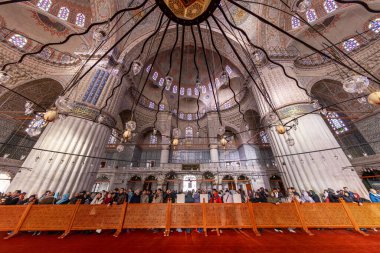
[156,0,221,26]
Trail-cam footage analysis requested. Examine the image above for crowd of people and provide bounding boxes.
[1,186,379,206]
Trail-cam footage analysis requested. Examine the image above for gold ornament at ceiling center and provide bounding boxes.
[163,0,212,20]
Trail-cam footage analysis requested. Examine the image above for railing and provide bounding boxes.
[0,199,379,239]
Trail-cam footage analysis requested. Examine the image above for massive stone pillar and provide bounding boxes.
[207,112,221,165]
[8,62,126,196]
[251,64,368,196]
[156,112,172,167]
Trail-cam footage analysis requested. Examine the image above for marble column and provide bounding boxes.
[160,145,170,165]
[8,62,124,196]
[210,145,219,163]
[250,64,368,197]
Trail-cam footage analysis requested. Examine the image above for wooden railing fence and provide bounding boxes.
[0,199,379,239]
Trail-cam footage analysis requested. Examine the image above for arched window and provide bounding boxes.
[306,9,317,23]
[291,16,301,29]
[173,85,178,93]
[180,87,185,96]
[208,83,212,91]
[179,112,184,119]
[259,131,269,144]
[76,13,86,27]
[158,78,164,86]
[152,71,158,81]
[150,134,158,144]
[146,64,152,72]
[187,88,192,96]
[148,101,155,109]
[224,101,231,109]
[326,112,349,135]
[201,85,207,94]
[185,126,193,137]
[58,7,70,21]
[194,87,199,96]
[187,114,192,120]
[37,0,52,12]
[369,18,380,33]
[343,38,359,52]
[159,104,165,111]
[323,0,338,13]
[9,34,27,48]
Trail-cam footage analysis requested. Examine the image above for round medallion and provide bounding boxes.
[156,0,221,26]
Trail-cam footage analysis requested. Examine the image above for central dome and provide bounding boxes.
[156,0,221,25]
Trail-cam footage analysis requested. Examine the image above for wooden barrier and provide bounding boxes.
[0,201,379,239]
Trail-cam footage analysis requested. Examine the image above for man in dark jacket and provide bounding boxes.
[130,190,141,203]
[4,190,21,205]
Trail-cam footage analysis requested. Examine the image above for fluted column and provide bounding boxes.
[8,62,124,196]
[251,64,368,196]
[8,117,110,196]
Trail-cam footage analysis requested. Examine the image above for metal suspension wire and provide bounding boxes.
[130,20,171,120]
[190,26,202,131]
[196,24,223,126]
[153,24,179,128]
[227,0,380,86]
[205,19,248,125]
[100,14,167,119]
[211,15,283,125]
[0,0,150,71]
[217,5,315,100]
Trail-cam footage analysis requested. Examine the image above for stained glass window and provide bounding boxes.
[291,16,301,29]
[58,7,70,21]
[76,13,86,27]
[324,0,338,13]
[259,131,269,144]
[159,104,165,111]
[37,0,52,11]
[343,38,359,52]
[201,85,207,94]
[180,87,185,96]
[149,101,155,109]
[158,78,164,86]
[187,114,192,121]
[306,9,317,23]
[150,134,158,144]
[9,34,27,48]
[173,85,178,93]
[224,101,231,109]
[369,18,380,33]
[187,88,192,96]
[208,83,212,91]
[179,112,184,119]
[326,112,349,135]
[185,126,193,137]
[152,71,158,81]
[146,64,152,72]
[194,87,199,96]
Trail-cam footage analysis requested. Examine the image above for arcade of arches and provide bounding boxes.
[0,0,380,200]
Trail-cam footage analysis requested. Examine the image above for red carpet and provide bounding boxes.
[0,229,379,253]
